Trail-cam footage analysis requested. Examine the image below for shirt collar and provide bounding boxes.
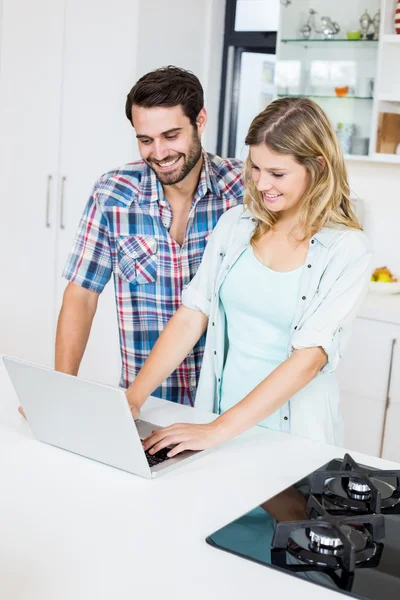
[240,209,344,248]
[138,150,217,206]
[138,162,160,205]
[313,226,345,247]
[201,151,221,198]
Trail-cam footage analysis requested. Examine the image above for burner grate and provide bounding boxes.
[310,453,400,513]
[272,495,385,572]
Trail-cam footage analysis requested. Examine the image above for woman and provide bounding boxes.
[126,97,371,457]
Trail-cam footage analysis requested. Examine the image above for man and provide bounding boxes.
[56,66,243,406]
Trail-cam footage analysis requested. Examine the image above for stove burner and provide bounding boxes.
[347,478,371,495]
[272,495,385,572]
[311,453,400,513]
[309,526,344,550]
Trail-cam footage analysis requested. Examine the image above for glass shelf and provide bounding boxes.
[277,94,373,100]
[281,39,378,47]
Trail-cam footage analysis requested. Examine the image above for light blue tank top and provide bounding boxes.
[219,246,303,430]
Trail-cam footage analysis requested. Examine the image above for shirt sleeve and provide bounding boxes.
[291,235,372,374]
[62,189,112,294]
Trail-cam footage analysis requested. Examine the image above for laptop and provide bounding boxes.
[3,356,202,479]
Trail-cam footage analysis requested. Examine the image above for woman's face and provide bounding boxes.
[250,144,310,217]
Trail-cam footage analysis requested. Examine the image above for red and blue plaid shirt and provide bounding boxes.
[63,152,243,404]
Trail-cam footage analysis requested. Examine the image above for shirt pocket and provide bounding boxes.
[117,235,158,285]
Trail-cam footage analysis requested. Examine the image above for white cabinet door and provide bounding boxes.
[336,318,399,457]
[0,0,64,367]
[55,0,139,385]
[382,338,400,462]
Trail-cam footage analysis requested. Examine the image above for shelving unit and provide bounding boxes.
[383,33,400,43]
[277,94,373,99]
[276,0,400,164]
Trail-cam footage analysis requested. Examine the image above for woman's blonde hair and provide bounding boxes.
[244,97,362,243]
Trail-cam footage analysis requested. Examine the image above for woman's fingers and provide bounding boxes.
[142,424,183,448]
[167,442,188,458]
[147,434,186,455]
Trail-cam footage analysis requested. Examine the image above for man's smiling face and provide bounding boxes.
[132,104,204,185]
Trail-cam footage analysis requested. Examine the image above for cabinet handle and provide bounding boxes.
[45,175,52,227]
[379,338,397,457]
[60,176,67,230]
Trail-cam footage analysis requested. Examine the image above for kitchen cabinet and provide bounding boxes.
[0,0,138,385]
[336,296,400,460]
[276,0,400,165]
[381,336,400,460]
[0,0,64,368]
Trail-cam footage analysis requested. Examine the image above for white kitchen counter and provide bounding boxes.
[359,292,400,324]
[1,363,399,600]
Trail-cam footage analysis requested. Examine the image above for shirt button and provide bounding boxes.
[218,378,221,383]
[214,351,217,355]
[162,220,168,227]
[311,239,315,244]
[189,387,194,392]
[302,296,306,300]
[212,322,215,326]
[284,416,288,421]
[307,264,312,268]
[338,327,343,332]
[294,325,297,330]
[226,265,230,270]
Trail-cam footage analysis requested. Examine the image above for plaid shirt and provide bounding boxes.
[63,152,244,404]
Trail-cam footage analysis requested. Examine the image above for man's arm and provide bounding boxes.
[55,282,100,375]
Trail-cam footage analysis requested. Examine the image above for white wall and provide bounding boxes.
[133,0,226,158]
[348,162,400,275]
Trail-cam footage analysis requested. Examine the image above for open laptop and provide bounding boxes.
[3,356,201,479]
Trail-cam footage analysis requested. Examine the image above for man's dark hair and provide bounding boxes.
[125,66,204,127]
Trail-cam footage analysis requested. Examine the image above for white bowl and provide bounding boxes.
[369,281,400,294]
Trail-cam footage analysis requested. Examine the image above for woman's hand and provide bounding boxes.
[142,421,225,458]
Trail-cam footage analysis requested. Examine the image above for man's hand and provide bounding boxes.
[18,406,26,419]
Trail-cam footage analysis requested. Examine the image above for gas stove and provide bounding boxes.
[206,454,400,599]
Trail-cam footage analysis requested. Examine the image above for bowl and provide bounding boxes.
[346,30,361,40]
[369,281,400,295]
[335,86,349,97]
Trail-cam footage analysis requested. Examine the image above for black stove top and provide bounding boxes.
[206,454,400,599]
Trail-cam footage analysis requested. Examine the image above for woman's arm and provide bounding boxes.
[214,346,327,437]
[126,305,208,413]
[143,346,326,456]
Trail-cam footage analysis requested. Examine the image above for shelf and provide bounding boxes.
[382,34,400,44]
[281,39,378,47]
[370,153,400,164]
[378,95,400,103]
[344,154,371,162]
[343,154,400,164]
[277,94,373,100]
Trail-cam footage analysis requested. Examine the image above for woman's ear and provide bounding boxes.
[316,156,326,172]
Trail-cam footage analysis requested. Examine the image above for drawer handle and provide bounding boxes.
[45,174,52,227]
[379,338,396,457]
[60,176,67,230]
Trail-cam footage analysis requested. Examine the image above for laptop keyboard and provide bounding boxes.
[145,447,171,468]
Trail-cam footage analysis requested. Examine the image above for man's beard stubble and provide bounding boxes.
[147,128,202,186]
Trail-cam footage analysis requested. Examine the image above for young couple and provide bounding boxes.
[58,66,371,458]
